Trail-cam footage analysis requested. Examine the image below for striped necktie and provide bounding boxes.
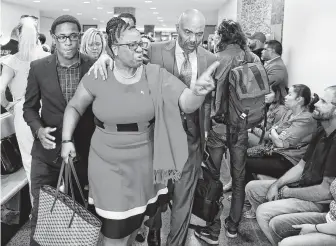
[179,52,192,88]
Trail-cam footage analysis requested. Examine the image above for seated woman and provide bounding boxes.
[80,28,106,60]
[61,17,218,246]
[246,84,318,182]
[248,83,287,147]
[272,178,336,246]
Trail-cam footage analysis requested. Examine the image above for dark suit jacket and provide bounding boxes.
[23,53,95,166]
[264,56,288,88]
[149,40,217,151]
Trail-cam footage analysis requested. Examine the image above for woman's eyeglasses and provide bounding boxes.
[114,41,149,51]
[53,33,80,43]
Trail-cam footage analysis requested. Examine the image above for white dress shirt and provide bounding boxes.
[175,41,198,89]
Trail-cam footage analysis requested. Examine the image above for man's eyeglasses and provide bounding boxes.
[53,33,80,43]
[114,41,148,51]
[21,15,38,20]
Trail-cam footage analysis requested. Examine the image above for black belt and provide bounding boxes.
[94,117,155,132]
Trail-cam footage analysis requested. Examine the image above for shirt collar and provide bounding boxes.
[265,56,280,65]
[175,40,196,56]
[56,51,81,68]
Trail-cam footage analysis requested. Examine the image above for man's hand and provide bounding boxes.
[61,142,76,164]
[292,224,317,235]
[87,54,113,80]
[37,127,56,149]
[266,183,279,201]
[192,61,219,96]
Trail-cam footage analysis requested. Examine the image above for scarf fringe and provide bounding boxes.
[153,169,182,185]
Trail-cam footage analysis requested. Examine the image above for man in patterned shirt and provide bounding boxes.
[23,15,95,246]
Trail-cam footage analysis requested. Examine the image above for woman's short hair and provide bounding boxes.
[80,28,106,58]
[216,19,247,52]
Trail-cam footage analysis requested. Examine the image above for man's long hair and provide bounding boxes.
[216,19,247,52]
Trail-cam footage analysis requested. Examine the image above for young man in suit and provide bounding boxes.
[23,15,95,246]
[89,9,217,246]
[262,40,288,90]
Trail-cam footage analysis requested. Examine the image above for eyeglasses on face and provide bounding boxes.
[53,33,80,43]
[114,41,148,51]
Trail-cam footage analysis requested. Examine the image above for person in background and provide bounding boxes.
[1,26,19,113]
[0,18,49,199]
[248,83,288,147]
[244,84,318,219]
[248,32,266,61]
[245,86,336,245]
[23,15,95,246]
[61,16,217,246]
[262,40,289,89]
[276,178,336,246]
[0,26,19,57]
[141,34,154,65]
[38,33,50,52]
[194,19,261,243]
[80,28,106,60]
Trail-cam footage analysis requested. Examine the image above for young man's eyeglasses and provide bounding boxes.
[114,41,148,51]
[53,33,80,43]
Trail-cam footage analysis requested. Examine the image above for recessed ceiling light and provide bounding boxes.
[33,0,40,3]
[92,18,97,20]
[153,12,159,14]
[97,7,103,10]
[150,7,156,10]
[145,1,152,3]
[107,11,114,14]
[157,17,163,19]
[77,13,82,15]
[83,1,90,3]
[100,20,104,23]
[63,9,70,11]
[159,20,163,22]
[162,24,167,27]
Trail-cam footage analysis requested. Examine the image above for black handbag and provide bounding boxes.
[1,134,23,175]
[192,144,224,222]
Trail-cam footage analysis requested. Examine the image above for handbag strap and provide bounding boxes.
[68,158,88,208]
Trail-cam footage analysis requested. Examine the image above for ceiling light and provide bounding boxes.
[150,7,156,10]
[63,9,70,11]
[162,24,167,27]
[107,11,113,14]
[97,7,103,10]
[33,0,40,2]
[145,1,152,3]
[157,17,163,19]
[77,13,82,15]
[83,1,90,3]
[159,20,163,22]
[153,12,159,14]
[92,18,97,20]
[100,20,104,23]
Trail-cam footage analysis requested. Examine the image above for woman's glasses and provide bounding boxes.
[114,41,149,51]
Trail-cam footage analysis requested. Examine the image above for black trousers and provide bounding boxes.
[30,158,88,246]
[245,153,293,183]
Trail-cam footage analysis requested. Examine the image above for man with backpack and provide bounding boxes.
[194,20,268,244]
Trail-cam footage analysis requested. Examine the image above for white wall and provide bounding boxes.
[40,16,55,46]
[282,0,336,95]
[1,2,40,44]
[218,0,238,24]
